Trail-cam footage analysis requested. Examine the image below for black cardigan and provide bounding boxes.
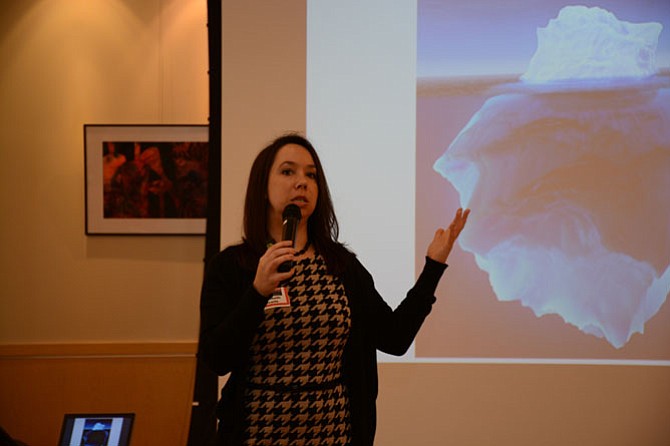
[198,242,446,445]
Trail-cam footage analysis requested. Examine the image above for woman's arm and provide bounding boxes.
[198,247,267,375]
[356,208,470,355]
[351,256,445,356]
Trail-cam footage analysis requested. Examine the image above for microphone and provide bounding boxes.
[278,204,301,272]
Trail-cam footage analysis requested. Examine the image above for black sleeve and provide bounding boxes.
[198,247,268,375]
[352,256,447,356]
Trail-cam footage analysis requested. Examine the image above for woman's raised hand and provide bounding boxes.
[426,208,470,264]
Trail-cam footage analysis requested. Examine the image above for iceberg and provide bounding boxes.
[434,6,670,348]
[522,6,662,82]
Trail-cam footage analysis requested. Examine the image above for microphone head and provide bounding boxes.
[282,203,302,222]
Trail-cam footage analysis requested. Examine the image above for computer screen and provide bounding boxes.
[58,413,134,446]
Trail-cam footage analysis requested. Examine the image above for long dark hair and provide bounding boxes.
[242,132,349,274]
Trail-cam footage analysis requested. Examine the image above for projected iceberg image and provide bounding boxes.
[433,6,670,349]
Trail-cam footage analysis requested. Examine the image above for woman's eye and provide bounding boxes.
[307,172,317,179]
[281,169,293,176]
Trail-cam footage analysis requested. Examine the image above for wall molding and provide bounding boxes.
[0,341,198,359]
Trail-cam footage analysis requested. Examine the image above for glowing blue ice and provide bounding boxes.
[434,6,670,348]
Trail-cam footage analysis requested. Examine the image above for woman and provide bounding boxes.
[199,133,469,445]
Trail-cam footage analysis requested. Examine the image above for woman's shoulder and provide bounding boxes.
[332,241,355,257]
[328,242,365,273]
[220,241,249,255]
[209,240,257,270]
[211,241,245,259]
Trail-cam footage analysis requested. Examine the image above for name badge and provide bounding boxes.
[264,286,291,310]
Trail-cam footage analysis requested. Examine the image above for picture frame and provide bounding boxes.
[84,124,209,235]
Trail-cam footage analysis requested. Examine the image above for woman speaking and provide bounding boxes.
[199,133,469,445]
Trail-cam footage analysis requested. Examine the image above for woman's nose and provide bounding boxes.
[295,173,308,189]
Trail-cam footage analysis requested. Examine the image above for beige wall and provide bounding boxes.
[0,1,206,443]
[0,1,206,344]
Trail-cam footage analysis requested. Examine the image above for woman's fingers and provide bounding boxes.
[426,208,470,263]
[254,241,295,296]
[449,208,470,240]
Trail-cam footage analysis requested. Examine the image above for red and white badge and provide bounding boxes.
[264,286,291,310]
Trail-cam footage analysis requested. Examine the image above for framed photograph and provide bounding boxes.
[84,124,209,235]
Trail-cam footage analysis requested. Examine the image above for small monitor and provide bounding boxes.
[58,413,134,446]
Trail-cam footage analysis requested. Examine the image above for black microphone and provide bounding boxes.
[278,204,301,272]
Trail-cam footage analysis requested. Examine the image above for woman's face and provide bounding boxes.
[267,143,319,224]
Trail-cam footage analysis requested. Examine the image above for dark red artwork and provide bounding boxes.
[102,141,208,219]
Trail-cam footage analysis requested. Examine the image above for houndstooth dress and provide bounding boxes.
[241,254,352,445]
